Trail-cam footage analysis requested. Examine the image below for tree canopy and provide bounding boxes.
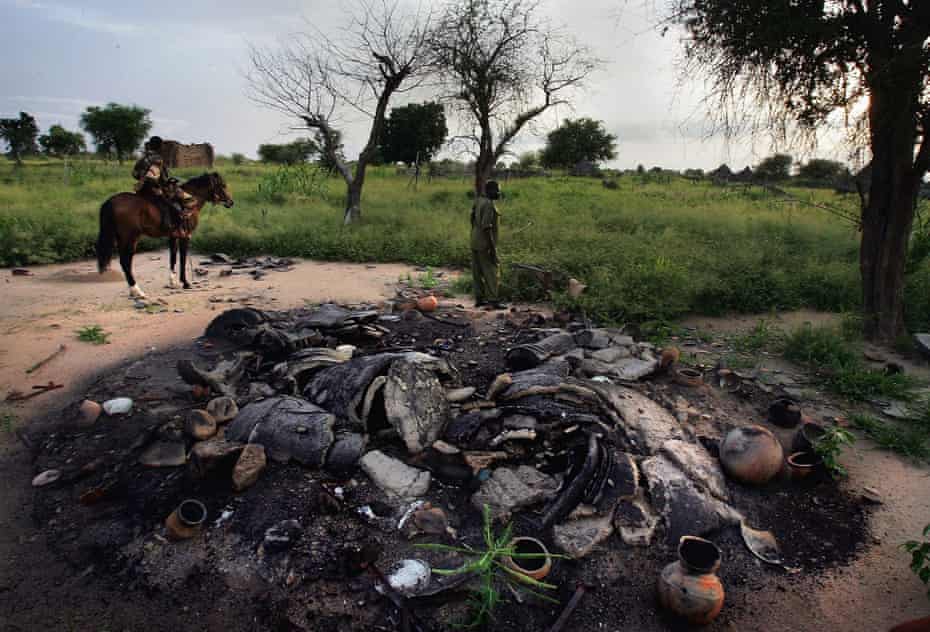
[0,112,39,165]
[673,0,930,341]
[431,0,598,193]
[540,117,616,169]
[258,138,319,164]
[38,124,86,158]
[380,102,447,166]
[798,158,849,184]
[80,103,152,163]
[754,153,793,181]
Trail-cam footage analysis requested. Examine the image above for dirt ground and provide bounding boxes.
[1,255,929,632]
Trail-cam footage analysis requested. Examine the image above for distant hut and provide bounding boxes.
[570,160,600,177]
[160,141,215,169]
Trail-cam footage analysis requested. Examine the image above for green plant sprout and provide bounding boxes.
[903,523,930,599]
[75,325,110,345]
[416,505,564,628]
[812,425,856,478]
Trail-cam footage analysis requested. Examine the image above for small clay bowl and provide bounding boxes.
[504,536,552,581]
[786,451,823,480]
[674,367,704,387]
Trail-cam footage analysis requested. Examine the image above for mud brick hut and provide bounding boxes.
[160,141,215,169]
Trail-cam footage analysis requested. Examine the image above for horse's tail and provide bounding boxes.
[97,198,117,273]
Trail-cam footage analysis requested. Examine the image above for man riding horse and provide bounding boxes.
[132,136,193,232]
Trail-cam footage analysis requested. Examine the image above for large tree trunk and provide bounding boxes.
[344,179,362,225]
[860,88,921,342]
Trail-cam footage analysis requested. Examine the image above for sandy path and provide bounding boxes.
[0,252,422,422]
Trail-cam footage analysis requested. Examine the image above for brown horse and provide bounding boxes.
[97,172,233,298]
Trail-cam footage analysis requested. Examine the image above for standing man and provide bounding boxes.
[470,180,505,308]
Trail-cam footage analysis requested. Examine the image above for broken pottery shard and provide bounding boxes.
[552,514,614,559]
[232,444,267,492]
[383,358,450,454]
[740,522,787,567]
[660,439,728,501]
[470,465,559,523]
[443,411,485,445]
[325,432,367,476]
[593,451,639,514]
[185,409,217,441]
[360,450,431,500]
[506,332,577,371]
[190,438,244,478]
[226,396,335,467]
[574,328,613,350]
[588,383,684,453]
[139,441,187,468]
[284,348,355,389]
[498,369,565,401]
[446,387,476,403]
[206,396,239,423]
[486,373,513,400]
[304,353,399,431]
[32,469,61,487]
[641,455,743,545]
[613,496,660,546]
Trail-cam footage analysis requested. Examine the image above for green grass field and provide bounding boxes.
[3,157,930,329]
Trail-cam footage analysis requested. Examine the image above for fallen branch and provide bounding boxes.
[546,583,588,632]
[5,381,64,402]
[25,344,67,374]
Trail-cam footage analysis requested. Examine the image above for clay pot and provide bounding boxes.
[657,536,725,625]
[768,397,802,428]
[673,367,704,387]
[417,295,439,312]
[503,537,552,581]
[165,499,207,541]
[719,425,784,485]
[792,422,826,453]
[786,451,823,480]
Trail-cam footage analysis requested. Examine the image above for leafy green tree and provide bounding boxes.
[380,102,447,166]
[540,118,617,169]
[517,151,539,170]
[79,103,152,163]
[38,124,86,158]
[257,137,319,164]
[672,0,930,341]
[799,158,848,184]
[754,154,793,181]
[0,112,39,165]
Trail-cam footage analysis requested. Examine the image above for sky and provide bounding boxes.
[0,0,854,170]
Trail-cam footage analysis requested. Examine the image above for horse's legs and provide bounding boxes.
[179,238,192,289]
[119,238,145,299]
[168,237,180,288]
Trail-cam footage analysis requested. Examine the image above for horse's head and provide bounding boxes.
[207,172,234,208]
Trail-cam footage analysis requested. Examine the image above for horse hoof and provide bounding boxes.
[168,274,181,289]
[182,282,192,290]
[129,285,147,299]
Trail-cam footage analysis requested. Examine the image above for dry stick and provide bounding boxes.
[5,382,64,402]
[25,344,67,374]
[546,584,588,632]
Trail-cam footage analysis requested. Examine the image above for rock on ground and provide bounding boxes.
[471,465,559,522]
[552,514,615,559]
[232,444,267,492]
[360,450,431,500]
[591,384,685,453]
[190,438,244,479]
[138,441,187,468]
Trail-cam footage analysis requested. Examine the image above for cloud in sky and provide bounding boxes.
[0,0,850,170]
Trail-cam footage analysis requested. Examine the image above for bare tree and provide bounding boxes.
[247,1,434,224]
[431,0,598,194]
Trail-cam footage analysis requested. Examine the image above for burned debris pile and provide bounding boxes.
[27,303,870,631]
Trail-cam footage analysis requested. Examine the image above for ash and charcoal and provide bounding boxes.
[26,302,871,631]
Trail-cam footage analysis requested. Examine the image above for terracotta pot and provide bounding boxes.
[417,295,439,312]
[657,536,725,625]
[786,451,823,480]
[165,499,207,541]
[673,367,704,387]
[768,397,802,428]
[792,422,826,453]
[719,425,784,485]
[503,536,552,581]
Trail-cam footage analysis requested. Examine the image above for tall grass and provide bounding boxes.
[3,157,930,327]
